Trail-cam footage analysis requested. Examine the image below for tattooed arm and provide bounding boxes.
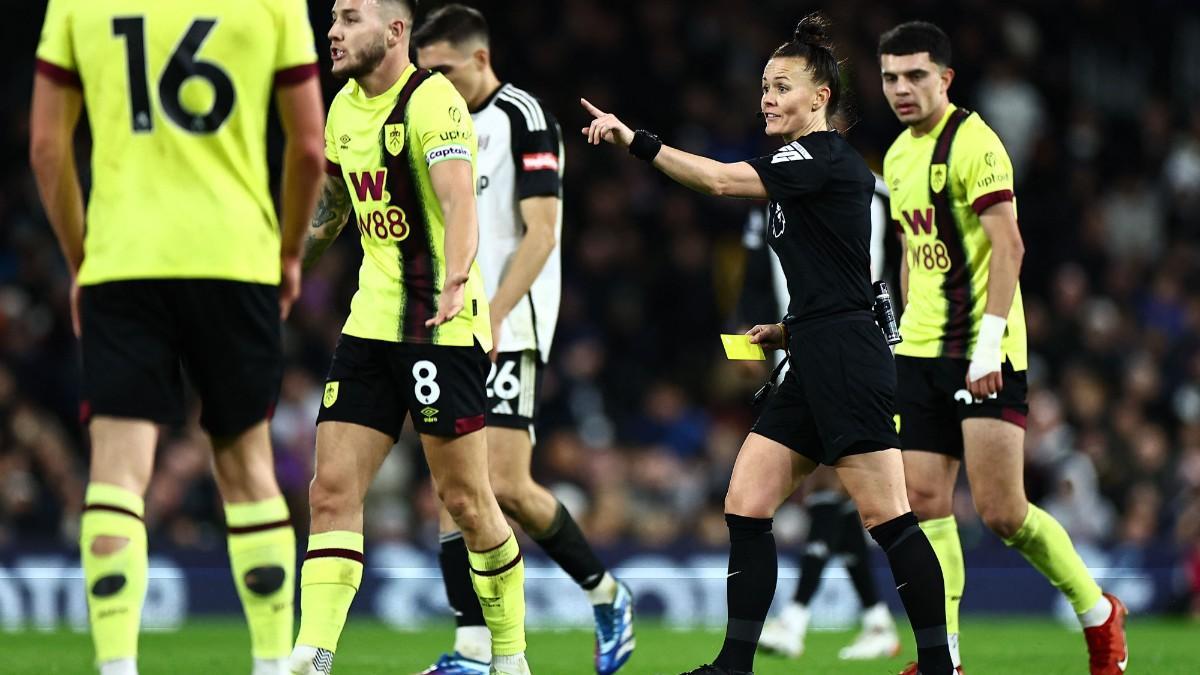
[302,174,353,271]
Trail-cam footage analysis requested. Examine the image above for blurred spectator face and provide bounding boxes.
[327,0,397,80]
[1052,264,1088,317]
[760,57,827,139]
[416,39,490,106]
[880,52,953,129]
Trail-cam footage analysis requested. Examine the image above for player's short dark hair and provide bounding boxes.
[772,12,844,125]
[413,3,489,49]
[383,0,418,18]
[877,21,952,67]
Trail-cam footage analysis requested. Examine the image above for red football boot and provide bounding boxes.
[1084,592,1129,674]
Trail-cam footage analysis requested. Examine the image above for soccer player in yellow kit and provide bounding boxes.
[29,1,325,674]
[878,21,1129,675]
[288,2,529,674]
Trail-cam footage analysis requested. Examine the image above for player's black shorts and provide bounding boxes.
[752,312,902,466]
[485,350,544,430]
[895,354,1029,458]
[316,334,489,439]
[79,279,282,437]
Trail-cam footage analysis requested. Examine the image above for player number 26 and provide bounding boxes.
[113,17,236,134]
[486,360,520,401]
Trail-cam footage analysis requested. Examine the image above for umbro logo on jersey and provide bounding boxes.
[771,141,813,163]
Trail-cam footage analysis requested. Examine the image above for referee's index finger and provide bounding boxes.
[580,98,605,118]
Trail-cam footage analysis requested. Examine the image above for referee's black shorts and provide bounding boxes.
[752,312,901,465]
[79,279,282,437]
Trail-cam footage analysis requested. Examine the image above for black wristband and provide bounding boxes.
[629,129,662,162]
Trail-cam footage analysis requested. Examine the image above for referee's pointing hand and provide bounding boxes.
[580,98,634,148]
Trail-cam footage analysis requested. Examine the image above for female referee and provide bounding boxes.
[581,14,954,675]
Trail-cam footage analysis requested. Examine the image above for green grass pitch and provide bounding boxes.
[8,618,1193,674]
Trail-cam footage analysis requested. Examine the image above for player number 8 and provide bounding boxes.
[412,360,441,405]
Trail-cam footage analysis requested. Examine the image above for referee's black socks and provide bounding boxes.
[713,514,776,673]
[869,512,953,675]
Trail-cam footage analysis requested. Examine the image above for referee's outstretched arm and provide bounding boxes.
[581,98,769,200]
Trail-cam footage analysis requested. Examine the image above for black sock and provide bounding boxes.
[838,502,880,608]
[713,514,776,673]
[793,495,845,605]
[439,532,485,627]
[532,501,607,590]
[869,512,952,675]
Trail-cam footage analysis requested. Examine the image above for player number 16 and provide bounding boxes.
[112,16,236,134]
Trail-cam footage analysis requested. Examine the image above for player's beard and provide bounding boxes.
[338,34,388,81]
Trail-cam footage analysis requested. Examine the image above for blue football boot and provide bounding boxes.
[593,581,636,674]
[419,652,491,675]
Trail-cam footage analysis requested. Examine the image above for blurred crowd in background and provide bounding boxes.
[2,0,1200,615]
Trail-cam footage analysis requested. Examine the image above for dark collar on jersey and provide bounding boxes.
[471,83,506,113]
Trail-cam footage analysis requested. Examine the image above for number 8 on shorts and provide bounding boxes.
[412,360,441,405]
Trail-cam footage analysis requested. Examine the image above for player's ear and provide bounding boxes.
[388,18,406,46]
[940,66,955,94]
[473,47,489,71]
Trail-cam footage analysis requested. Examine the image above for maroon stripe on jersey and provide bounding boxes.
[930,109,975,358]
[971,189,1014,215]
[382,69,437,341]
[274,63,318,87]
[84,503,142,521]
[325,159,342,177]
[36,58,81,88]
[304,548,364,563]
[228,519,291,535]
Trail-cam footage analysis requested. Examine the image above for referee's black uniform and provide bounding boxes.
[745,131,901,465]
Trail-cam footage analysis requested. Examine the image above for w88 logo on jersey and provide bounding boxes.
[356,206,410,241]
[908,240,951,272]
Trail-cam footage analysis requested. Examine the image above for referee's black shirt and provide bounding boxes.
[745,131,875,324]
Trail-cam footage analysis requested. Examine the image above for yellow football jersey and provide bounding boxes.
[36,0,317,286]
[325,65,491,349]
[883,104,1028,369]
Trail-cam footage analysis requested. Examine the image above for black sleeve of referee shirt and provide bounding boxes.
[735,206,779,326]
[512,106,563,200]
[744,135,831,202]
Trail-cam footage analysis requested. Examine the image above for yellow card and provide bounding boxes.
[721,334,766,361]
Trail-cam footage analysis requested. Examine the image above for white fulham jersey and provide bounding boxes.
[472,83,564,362]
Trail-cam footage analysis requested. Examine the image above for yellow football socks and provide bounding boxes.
[226,496,295,660]
[468,532,527,656]
[296,530,364,653]
[1003,504,1103,614]
[81,483,148,665]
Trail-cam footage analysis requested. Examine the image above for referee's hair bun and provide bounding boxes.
[794,12,833,51]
